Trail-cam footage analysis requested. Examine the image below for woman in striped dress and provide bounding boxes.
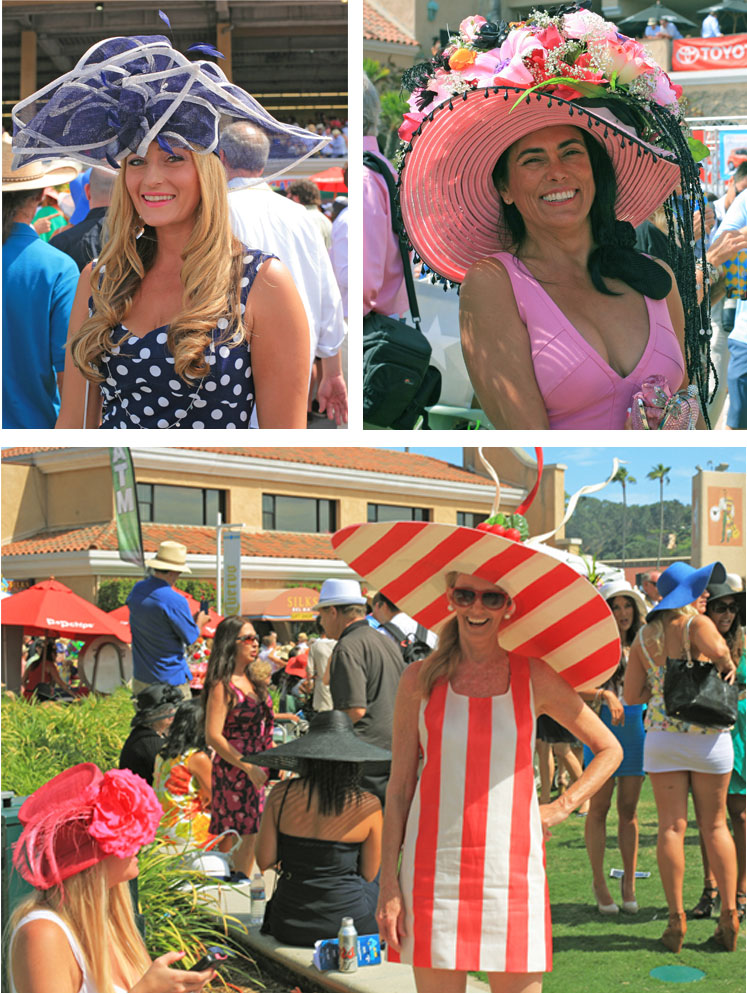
[378,570,622,993]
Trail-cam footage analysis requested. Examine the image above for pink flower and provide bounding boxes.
[535,25,564,50]
[88,769,162,858]
[593,38,654,84]
[460,15,487,42]
[399,111,426,142]
[651,71,682,107]
[495,28,545,88]
[563,10,618,41]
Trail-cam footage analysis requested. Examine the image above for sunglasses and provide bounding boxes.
[237,634,260,644]
[710,601,738,615]
[452,588,510,610]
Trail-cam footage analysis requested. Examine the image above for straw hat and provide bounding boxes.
[2,134,80,192]
[147,540,191,573]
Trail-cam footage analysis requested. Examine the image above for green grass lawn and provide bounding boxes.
[538,777,745,993]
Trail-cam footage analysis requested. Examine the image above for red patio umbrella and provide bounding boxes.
[307,166,347,193]
[2,579,129,640]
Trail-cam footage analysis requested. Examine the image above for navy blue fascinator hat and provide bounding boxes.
[12,35,327,179]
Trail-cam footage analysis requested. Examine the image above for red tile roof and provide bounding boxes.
[3,446,487,486]
[2,522,339,560]
[363,1,419,47]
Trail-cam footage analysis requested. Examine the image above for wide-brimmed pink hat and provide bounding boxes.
[400,88,680,283]
[397,9,698,284]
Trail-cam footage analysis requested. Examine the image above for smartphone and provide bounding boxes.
[191,945,233,971]
[200,598,210,614]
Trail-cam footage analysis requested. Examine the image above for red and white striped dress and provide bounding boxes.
[390,653,552,973]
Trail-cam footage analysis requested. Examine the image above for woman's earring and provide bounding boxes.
[134,214,144,239]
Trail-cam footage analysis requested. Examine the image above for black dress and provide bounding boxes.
[263,783,378,946]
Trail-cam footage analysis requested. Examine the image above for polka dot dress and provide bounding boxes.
[92,249,273,429]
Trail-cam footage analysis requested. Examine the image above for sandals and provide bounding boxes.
[690,885,719,919]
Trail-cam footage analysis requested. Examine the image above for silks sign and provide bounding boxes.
[672,35,747,71]
[109,447,145,568]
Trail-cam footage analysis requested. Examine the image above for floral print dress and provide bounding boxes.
[209,686,274,836]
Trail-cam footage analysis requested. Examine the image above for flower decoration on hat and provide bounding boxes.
[13,764,162,891]
[398,10,698,157]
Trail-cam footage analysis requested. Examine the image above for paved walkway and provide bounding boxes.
[203,874,489,993]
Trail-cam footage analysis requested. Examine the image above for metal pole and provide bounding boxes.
[216,511,222,615]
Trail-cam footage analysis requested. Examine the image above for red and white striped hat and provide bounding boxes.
[331,517,620,692]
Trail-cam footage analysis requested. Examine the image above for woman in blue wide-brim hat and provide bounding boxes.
[624,560,740,954]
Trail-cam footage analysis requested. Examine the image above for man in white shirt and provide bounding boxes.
[709,189,747,428]
[220,121,347,426]
[702,12,722,37]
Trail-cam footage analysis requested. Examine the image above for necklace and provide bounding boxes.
[101,330,213,429]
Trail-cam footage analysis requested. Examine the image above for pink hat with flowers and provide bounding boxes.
[397,8,704,284]
[13,763,162,891]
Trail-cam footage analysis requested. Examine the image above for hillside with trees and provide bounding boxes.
[565,497,692,562]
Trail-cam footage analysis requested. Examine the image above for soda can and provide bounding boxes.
[338,917,358,973]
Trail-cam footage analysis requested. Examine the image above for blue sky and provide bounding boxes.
[385,447,746,507]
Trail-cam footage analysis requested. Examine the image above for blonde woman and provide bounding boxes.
[624,561,739,954]
[8,763,214,993]
[11,34,326,431]
[56,142,308,428]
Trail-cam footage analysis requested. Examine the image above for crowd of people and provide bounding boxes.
[3,34,348,430]
[364,9,747,430]
[10,510,745,993]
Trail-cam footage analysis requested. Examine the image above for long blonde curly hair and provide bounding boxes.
[71,149,245,383]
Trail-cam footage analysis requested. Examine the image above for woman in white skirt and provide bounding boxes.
[624,561,739,954]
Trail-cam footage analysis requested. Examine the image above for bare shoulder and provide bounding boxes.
[12,914,78,962]
[460,256,513,302]
[12,915,81,991]
[397,658,425,696]
[360,790,383,816]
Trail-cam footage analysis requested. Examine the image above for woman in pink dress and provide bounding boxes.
[396,11,713,429]
[330,503,624,994]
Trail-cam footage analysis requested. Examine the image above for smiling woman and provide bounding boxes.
[396,8,716,430]
[11,34,327,430]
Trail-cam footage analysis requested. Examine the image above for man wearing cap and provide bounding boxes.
[370,591,438,651]
[316,579,406,803]
[2,136,80,429]
[644,17,663,37]
[126,541,209,698]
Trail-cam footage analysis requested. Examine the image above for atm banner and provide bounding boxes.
[672,35,747,71]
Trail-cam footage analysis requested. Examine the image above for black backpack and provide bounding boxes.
[363,152,441,429]
[381,621,432,665]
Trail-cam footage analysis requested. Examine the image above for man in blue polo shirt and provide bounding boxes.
[127,540,209,698]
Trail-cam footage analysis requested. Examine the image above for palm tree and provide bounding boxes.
[612,466,636,569]
[647,464,671,567]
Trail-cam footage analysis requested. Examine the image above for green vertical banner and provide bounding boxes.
[109,447,145,568]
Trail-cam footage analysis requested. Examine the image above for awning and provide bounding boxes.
[241,587,320,621]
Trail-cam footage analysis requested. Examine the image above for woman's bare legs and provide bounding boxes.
[413,968,467,992]
[487,972,543,992]
[585,776,616,906]
[650,771,689,913]
[691,771,738,911]
[536,740,554,806]
[231,833,257,877]
[617,775,644,903]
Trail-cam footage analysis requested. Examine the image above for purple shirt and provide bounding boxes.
[363,136,409,317]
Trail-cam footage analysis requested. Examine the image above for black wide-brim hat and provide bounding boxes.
[706,581,746,627]
[243,710,391,773]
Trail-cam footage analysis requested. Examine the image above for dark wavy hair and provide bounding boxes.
[609,594,643,648]
[159,698,207,759]
[705,597,745,666]
[201,614,251,710]
[295,759,364,817]
[492,128,672,300]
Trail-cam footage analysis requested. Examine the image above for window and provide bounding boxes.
[262,494,337,533]
[137,483,225,526]
[457,512,486,528]
[367,504,430,523]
